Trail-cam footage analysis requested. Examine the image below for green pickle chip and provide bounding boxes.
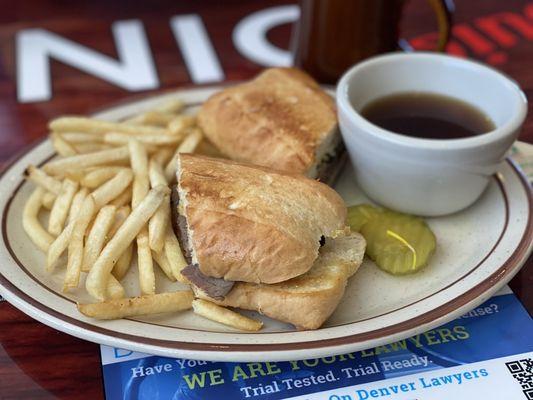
[346,204,382,232]
[347,205,436,275]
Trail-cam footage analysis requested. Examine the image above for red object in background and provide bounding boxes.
[0,0,531,399]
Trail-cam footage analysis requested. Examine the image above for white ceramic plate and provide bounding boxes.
[0,87,531,362]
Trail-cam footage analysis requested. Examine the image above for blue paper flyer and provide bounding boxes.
[100,287,533,400]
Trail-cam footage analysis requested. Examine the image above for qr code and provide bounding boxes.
[506,358,533,399]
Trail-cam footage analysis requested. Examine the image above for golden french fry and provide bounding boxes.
[51,133,77,156]
[104,132,183,146]
[106,206,133,280]
[63,170,87,183]
[43,146,130,176]
[165,128,203,181]
[154,98,185,114]
[167,115,195,136]
[23,187,54,252]
[47,223,74,272]
[176,128,203,153]
[42,192,56,210]
[141,144,161,154]
[107,206,130,238]
[128,139,156,294]
[91,169,133,209]
[64,196,95,291]
[152,250,176,281]
[72,142,114,154]
[112,243,133,280]
[110,186,132,207]
[152,148,174,166]
[46,188,88,272]
[25,165,62,195]
[48,179,78,236]
[164,225,188,283]
[85,185,169,300]
[77,290,193,320]
[129,139,150,208]
[148,198,169,253]
[60,132,103,143]
[49,116,168,136]
[137,228,155,295]
[82,205,116,272]
[106,275,126,299]
[81,167,127,189]
[125,111,175,126]
[192,299,263,332]
[148,158,168,187]
[148,159,169,252]
[67,188,89,222]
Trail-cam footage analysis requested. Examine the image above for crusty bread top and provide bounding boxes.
[176,153,347,284]
[197,68,337,175]
[198,231,366,330]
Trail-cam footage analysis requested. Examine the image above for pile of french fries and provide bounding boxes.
[22,98,262,332]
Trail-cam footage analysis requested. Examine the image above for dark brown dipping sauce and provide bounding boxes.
[361,92,495,139]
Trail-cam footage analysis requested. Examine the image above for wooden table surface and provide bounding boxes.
[0,1,532,398]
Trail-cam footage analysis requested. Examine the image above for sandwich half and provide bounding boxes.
[172,154,365,329]
[197,68,346,184]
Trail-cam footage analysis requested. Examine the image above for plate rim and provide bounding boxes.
[0,91,531,361]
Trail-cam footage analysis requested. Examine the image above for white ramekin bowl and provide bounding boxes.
[337,52,527,216]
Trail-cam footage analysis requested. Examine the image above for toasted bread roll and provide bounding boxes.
[197,68,339,177]
[175,154,347,284]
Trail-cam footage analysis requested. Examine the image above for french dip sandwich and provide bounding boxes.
[172,154,365,329]
[197,68,346,184]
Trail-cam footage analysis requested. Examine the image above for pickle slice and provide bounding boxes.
[361,211,436,275]
[346,204,382,232]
